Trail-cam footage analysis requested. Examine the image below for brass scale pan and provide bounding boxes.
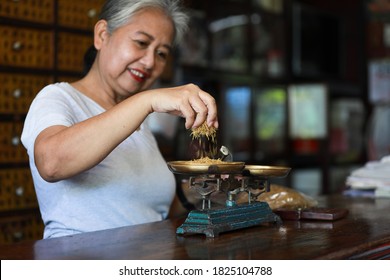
[167,161,291,177]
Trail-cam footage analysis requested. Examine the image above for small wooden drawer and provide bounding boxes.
[0,168,37,212]
[0,26,54,69]
[57,32,93,72]
[0,212,43,244]
[0,73,53,114]
[0,0,54,24]
[0,121,28,163]
[58,0,105,30]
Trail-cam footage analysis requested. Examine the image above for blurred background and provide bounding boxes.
[0,0,389,243]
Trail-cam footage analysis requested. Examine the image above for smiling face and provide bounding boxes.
[94,8,174,102]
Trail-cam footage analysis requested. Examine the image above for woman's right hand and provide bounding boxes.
[145,83,219,130]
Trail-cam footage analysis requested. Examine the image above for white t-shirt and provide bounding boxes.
[21,82,176,238]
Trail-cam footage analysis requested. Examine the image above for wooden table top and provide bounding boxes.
[1,195,390,260]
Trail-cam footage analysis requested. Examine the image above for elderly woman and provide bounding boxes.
[21,0,218,238]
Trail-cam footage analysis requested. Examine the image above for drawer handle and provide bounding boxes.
[12,41,23,51]
[13,231,24,241]
[13,89,22,98]
[11,136,20,146]
[15,186,24,197]
[87,9,97,18]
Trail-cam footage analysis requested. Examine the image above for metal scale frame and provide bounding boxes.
[168,162,290,238]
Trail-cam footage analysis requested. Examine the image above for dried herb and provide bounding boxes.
[190,122,218,159]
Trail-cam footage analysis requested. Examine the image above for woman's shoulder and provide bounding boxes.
[38,82,76,96]
[35,82,88,104]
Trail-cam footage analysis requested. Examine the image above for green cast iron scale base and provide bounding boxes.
[176,202,282,238]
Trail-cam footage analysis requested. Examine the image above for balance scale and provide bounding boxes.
[167,161,291,237]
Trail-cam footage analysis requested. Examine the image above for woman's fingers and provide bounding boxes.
[187,92,209,128]
[197,90,218,128]
[183,89,218,129]
[148,83,218,129]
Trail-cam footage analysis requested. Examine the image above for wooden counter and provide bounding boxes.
[1,195,390,260]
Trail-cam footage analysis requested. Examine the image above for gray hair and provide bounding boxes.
[99,0,189,45]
